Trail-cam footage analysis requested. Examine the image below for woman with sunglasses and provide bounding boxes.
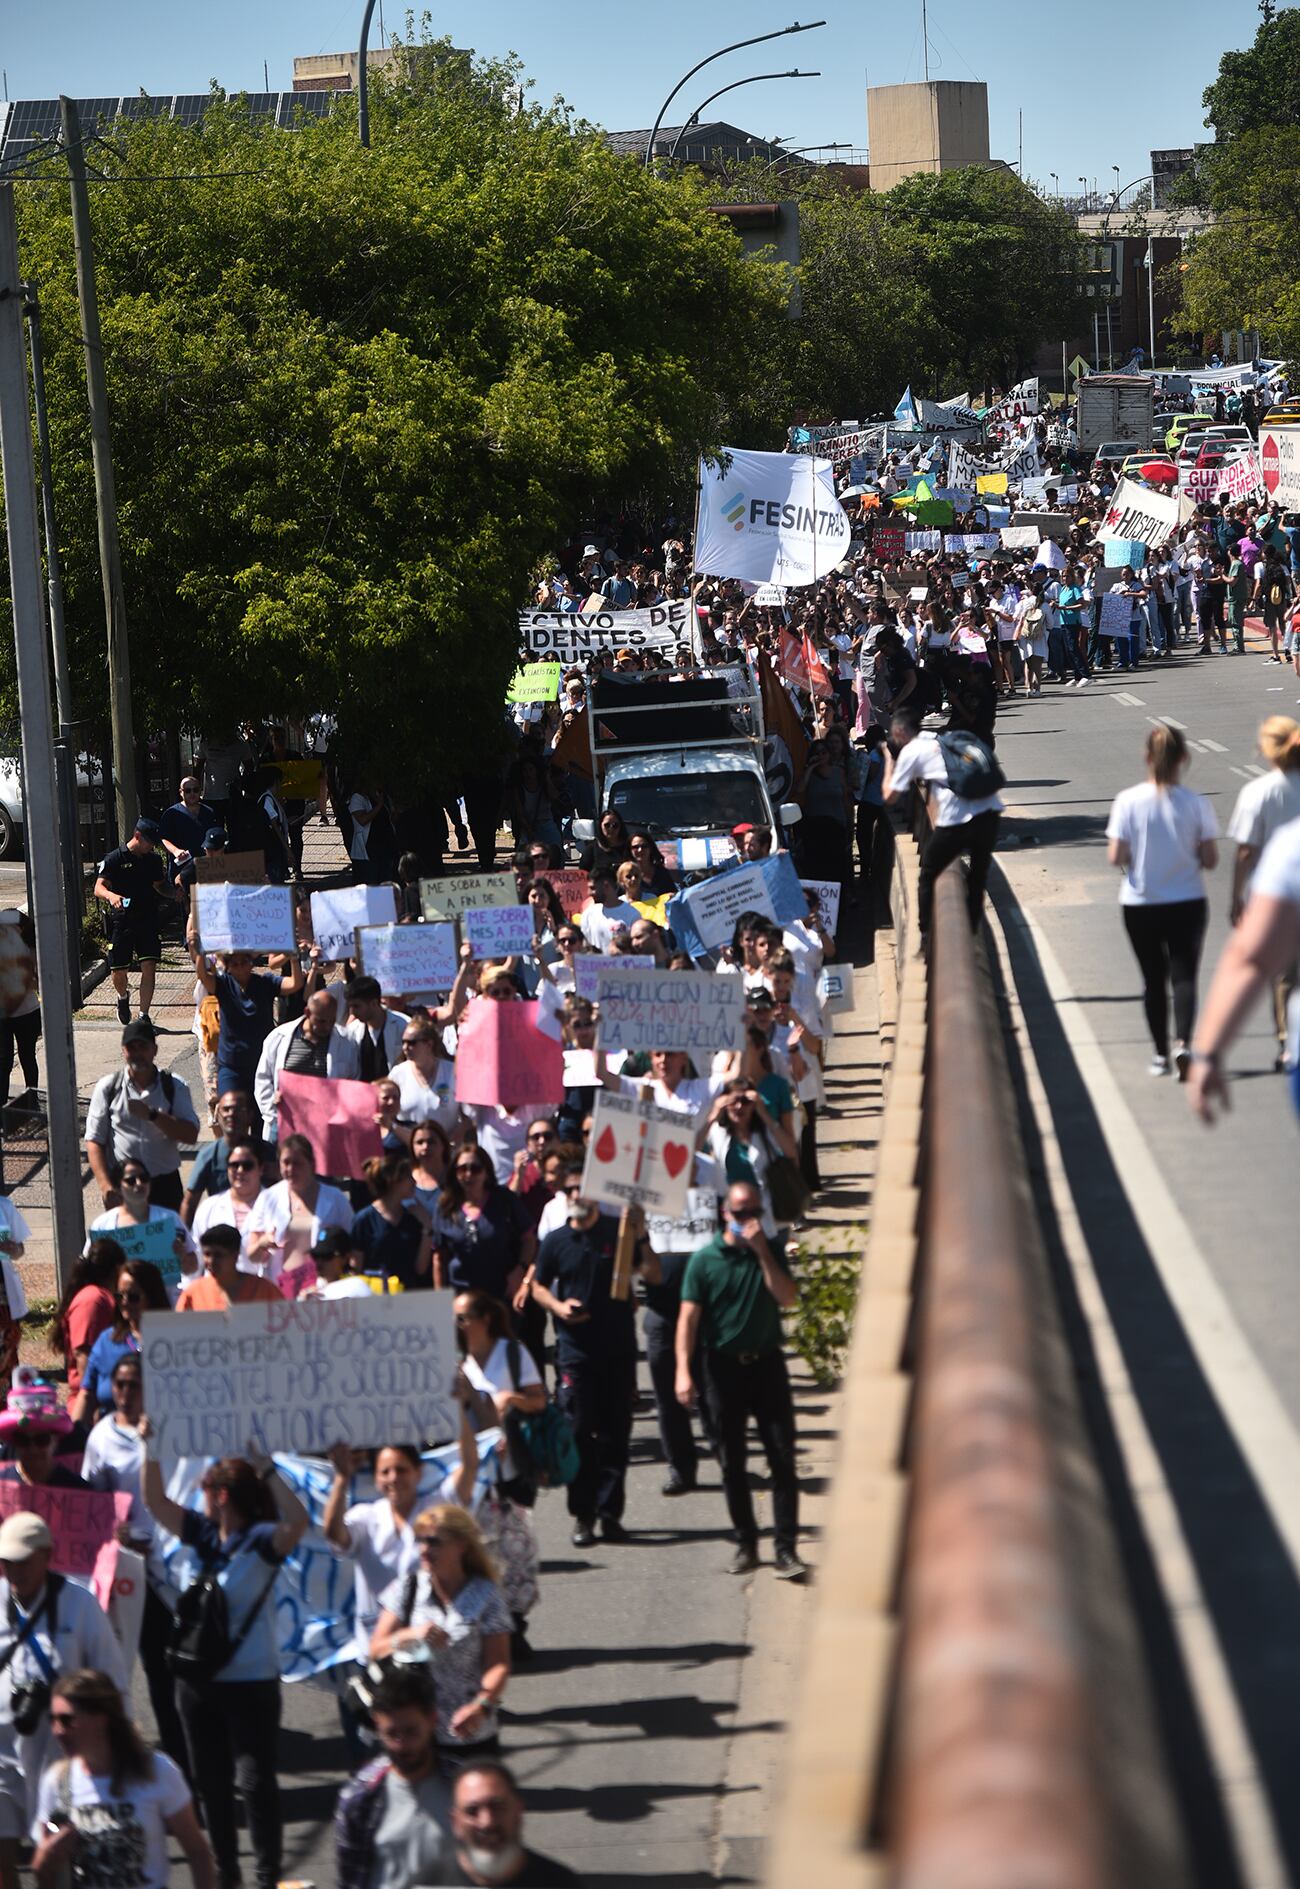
[430,1150,532,1300]
[627,832,677,899]
[577,807,632,879]
[86,1161,197,1303]
[31,1668,214,1889]
[243,1133,352,1285]
[71,1258,170,1427]
[189,1137,264,1262]
[370,1504,513,1753]
[539,923,585,995]
[391,1021,457,1133]
[81,1355,190,1775]
[699,1078,799,1247]
[187,939,304,1120]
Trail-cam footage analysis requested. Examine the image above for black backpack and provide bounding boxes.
[107,1068,176,1111]
[168,1550,279,1688]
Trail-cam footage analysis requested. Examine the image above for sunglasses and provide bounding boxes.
[455,1163,486,1177]
[402,1037,429,1049]
[117,1288,144,1304]
[562,1182,584,1195]
[121,1175,148,1189]
[226,1159,256,1173]
[455,1311,480,1326]
[527,1130,554,1143]
[50,1711,80,1728]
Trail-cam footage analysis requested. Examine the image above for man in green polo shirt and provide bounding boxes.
[675,1180,803,1580]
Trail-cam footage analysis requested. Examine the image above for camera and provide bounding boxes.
[11,1678,50,1736]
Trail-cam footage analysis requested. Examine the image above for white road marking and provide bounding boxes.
[1201,739,1229,753]
[1114,691,1145,706]
[1246,763,1267,776]
[992,905,1290,1889]
[1185,740,1208,754]
[1230,767,1252,779]
[1157,714,1187,729]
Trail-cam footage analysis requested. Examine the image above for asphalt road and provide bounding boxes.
[986,630,1300,1887]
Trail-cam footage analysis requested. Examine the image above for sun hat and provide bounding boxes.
[0,1366,73,1440]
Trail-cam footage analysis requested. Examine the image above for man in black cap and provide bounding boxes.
[92,818,183,1025]
[84,1019,199,1211]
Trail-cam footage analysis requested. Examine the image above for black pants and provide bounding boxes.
[799,814,850,887]
[704,1348,799,1554]
[176,1675,282,1889]
[141,1581,190,1780]
[856,800,885,886]
[1121,898,1208,1059]
[0,1010,39,1104]
[555,1346,635,1522]
[917,810,1001,936]
[644,1305,697,1485]
[149,1168,184,1212]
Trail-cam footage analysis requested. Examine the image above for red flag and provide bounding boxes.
[802,632,834,699]
[778,627,809,690]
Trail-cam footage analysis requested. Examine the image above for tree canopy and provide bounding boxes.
[5,44,788,785]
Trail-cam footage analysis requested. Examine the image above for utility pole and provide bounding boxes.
[23,285,84,1020]
[60,96,136,841]
[0,184,86,1292]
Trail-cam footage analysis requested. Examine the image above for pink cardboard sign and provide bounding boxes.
[453,1000,565,1110]
[0,1482,132,1578]
[277,1073,384,1177]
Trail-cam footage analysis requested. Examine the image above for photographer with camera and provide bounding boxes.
[0,1513,126,1889]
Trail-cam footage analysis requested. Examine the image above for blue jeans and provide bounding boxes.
[1113,630,1136,669]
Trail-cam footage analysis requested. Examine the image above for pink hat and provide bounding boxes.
[0,1366,73,1440]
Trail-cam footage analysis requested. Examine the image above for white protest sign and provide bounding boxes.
[696,448,851,586]
[999,441,1042,483]
[754,584,787,606]
[818,964,856,1015]
[1098,478,1179,548]
[1182,452,1266,506]
[518,598,691,659]
[799,879,842,935]
[1000,525,1041,550]
[948,440,985,489]
[419,872,515,922]
[1099,588,1133,633]
[357,922,458,996]
[194,883,296,954]
[581,1088,695,1218]
[141,1293,458,1458]
[574,953,654,1001]
[464,904,535,958]
[944,533,1000,554]
[1035,538,1067,571]
[680,860,780,953]
[905,530,942,552]
[310,885,397,962]
[592,965,747,1054]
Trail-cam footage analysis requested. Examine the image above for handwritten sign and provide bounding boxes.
[506,662,562,704]
[799,879,842,935]
[464,904,535,958]
[311,885,397,962]
[109,1215,186,1290]
[194,882,296,953]
[277,1073,383,1177]
[574,953,654,1001]
[667,851,807,957]
[140,1292,459,1458]
[0,1482,132,1578]
[536,868,591,917]
[593,966,746,1054]
[581,1089,695,1218]
[194,850,265,885]
[1099,587,1134,633]
[1103,538,1147,567]
[419,872,515,922]
[356,922,458,996]
[453,1000,565,1108]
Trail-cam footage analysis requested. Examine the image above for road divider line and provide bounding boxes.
[1115,691,1146,706]
[1245,763,1267,776]
[1201,739,1229,753]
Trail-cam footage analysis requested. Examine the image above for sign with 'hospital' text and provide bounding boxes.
[696,448,851,586]
[1098,478,1179,548]
[141,1292,458,1458]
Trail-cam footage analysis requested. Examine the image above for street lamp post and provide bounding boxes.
[667,72,820,164]
[357,0,379,147]
[644,21,826,168]
[1050,171,1058,194]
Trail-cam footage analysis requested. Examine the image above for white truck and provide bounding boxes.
[1075,374,1155,454]
[570,667,803,860]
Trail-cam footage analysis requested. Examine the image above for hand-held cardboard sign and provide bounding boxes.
[277,1073,384,1175]
[453,999,565,1109]
[580,1089,694,1218]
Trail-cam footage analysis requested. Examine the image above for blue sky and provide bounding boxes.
[1,0,1265,192]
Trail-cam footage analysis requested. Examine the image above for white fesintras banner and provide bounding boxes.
[1097,478,1180,547]
[696,449,851,586]
[518,599,692,657]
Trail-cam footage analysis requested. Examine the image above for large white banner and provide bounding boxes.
[518,598,691,658]
[1097,478,1180,547]
[696,449,851,585]
[1182,451,1267,506]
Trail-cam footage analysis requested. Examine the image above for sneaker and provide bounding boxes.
[116,996,131,1026]
[1148,1054,1170,1078]
[661,1471,695,1497]
[1075,676,1090,688]
[774,1548,807,1582]
[571,1520,596,1549]
[728,1544,760,1576]
[1174,1046,1191,1084]
[1269,654,1284,664]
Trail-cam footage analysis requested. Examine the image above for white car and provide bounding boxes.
[0,755,96,860]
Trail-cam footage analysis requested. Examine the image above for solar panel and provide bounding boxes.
[0,89,342,172]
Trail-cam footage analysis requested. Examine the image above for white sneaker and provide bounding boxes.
[1076,676,1090,688]
[1149,1054,1170,1077]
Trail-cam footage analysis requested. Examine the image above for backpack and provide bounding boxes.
[167,1548,279,1688]
[107,1067,176,1111]
[1270,578,1285,607]
[936,730,1006,800]
[345,1567,421,1726]
[503,1340,580,1492]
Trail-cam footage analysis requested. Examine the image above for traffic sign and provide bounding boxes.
[1068,355,1090,382]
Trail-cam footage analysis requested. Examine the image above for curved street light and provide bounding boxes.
[358,0,379,148]
[667,72,820,163]
[644,20,826,168]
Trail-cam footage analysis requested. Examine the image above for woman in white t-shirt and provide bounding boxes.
[1223,716,1300,1068]
[192,1137,264,1261]
[1106,724,1219,1079]
[31,1670,211,1889]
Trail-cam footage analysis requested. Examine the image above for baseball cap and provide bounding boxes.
[122,1018,158,1047]
[746,988,777,1011]
[0,1512,52,1560]
[134,817,161,841]
[203,827,227,848]
[731,823,756,838]
[311,1229,354,1266]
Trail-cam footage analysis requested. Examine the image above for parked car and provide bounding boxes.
[1091,441,1134,475]
[0,755,99,862]
[1165,413,1202,454]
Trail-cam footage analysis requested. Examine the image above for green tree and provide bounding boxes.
[1177,125,1300,356]
[1202,5,1300,140]
[5,44,787,785]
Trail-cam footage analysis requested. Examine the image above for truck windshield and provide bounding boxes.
[607,772,770,838]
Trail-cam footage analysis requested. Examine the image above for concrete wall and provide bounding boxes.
[866,81,989,191]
